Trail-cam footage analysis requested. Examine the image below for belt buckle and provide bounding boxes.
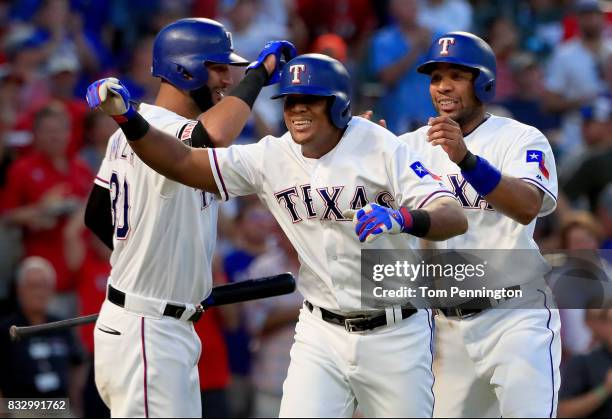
[455,307,466,319]
[188,305,204,322]
[454,307,481,320]
[344,315,369,333]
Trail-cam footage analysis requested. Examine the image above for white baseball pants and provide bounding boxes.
[280,306,435,417]
[94,300,202,418]
[433,286,561,418]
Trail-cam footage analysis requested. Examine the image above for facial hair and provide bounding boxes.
[189,85,214,112]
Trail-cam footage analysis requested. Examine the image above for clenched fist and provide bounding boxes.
[86,77,134,117]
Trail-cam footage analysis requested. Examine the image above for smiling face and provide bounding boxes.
[429,63,486,131]
[205,63,233,104]
[283,94,343,157]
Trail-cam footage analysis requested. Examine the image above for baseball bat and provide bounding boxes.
[9,272,295,341]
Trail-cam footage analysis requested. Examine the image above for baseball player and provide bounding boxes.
[83,18,295,417]
[393,32,561,417]
[87,53,468,417]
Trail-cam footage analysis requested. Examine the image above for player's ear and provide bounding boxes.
[326,97,336,125]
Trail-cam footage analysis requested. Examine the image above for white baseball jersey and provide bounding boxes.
[94,103,217,305]
[400,114,558,285]
[208,116,455,311]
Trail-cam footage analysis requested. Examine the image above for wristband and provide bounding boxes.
[594,385,610,401]
[399,207,431,238]
[460,154,502,197]
[228,66,268,109]
[114,110,150,142]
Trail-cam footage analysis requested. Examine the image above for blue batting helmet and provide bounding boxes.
[271,54,351,129]
[151,18,248,91]
[417,31,497,103]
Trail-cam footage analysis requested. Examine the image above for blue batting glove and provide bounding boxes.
[247,40,297,86]
[86,77,136,119]
[343,203,413,243]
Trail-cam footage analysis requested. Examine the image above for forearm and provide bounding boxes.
[484,176,544,225]
[64,230,86,272]
[3,206,40,226]
[542,91,583,113]
[558,386,609,418]
[422,197,468,241]
[125,123,217,191]
[458,151,543,225]
[74,35,100,73]
[116,69,269,188]
[201,66,269,147]
[199,97,251,147]
[378,50,420,86]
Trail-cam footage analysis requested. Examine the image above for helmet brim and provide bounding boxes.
[270,86,339,100]
[207,52,250,66]
[417,58,481,75]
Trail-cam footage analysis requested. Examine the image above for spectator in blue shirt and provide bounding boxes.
[370,0,438,134]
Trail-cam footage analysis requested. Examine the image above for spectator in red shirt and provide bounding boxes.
[63,207,110,418]
[79,110,116,173]
[1,103,92,316]
[195,263,236,418]
[196,308,232,418]
[63,207,110,355]
[13,54,89,159]
[296,0,376,45]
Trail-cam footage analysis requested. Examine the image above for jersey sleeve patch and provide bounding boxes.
[525,150,550,180]
[410,161,442,181]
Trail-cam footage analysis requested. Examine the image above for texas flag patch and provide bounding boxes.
[410,161,442,180]
[526,150,549,179]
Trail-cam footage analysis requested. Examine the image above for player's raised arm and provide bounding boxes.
[86,78,215,190]
[86,41,296,191]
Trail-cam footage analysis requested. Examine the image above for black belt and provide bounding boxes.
[439,285,521,319]
[305,300,417,332]
[107,285,203,322]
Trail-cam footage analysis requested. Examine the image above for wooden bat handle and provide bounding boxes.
[9,273,296,341]
[10,314,99,341]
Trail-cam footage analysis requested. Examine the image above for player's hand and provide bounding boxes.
[86,77,133,116]
[427,116,468,164]
[342,203,413,243]
[359,110,387,129]
[247,40,297,86]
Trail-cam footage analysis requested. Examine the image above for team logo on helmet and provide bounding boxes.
[438,37,456,55]
[289,64,306,84]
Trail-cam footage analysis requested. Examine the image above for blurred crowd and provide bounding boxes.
[0,0,610,417]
